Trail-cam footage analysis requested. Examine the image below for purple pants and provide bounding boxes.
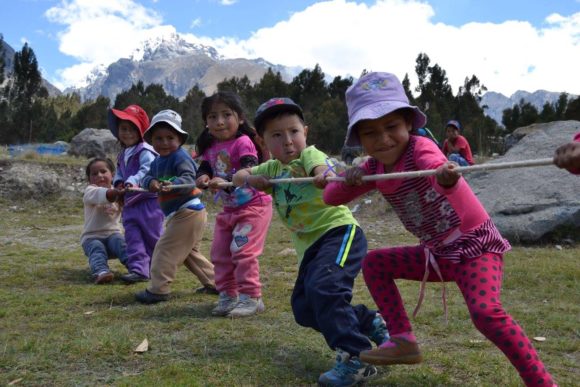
[122,198,164,278]
[363,246,555,387]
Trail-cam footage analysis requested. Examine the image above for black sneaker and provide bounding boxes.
[120,272,149,284]
[135,289,169,304]
[194,285,219,295]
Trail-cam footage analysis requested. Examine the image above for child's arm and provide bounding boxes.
[195,160,212,188]
[311,165,334,189]
[554,136,580,174]
[126,151,156,187]
[84,185,123,204]
[232,169,271,191]
[323,166,375,206]
[435,162,461,188]
[105,188,124,202]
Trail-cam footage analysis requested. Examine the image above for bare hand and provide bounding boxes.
[159,181,173,193]
[436,162,460,188]
[196,175,210,189]
[149,180,161,193]
[208,177,227,191]
[247,175,271,191]
[313,170,334,189]
[344,167,365,186]
[554,141,580,172]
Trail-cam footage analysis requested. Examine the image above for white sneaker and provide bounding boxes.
[212,292,239,316]
[227,294,265,318]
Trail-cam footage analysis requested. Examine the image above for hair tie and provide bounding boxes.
[323,158,338,177]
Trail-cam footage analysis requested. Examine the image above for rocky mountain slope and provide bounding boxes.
[481,90,577,125]
[65,32,295,102]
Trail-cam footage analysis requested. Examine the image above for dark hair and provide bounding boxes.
[85,157,115,180]
[196,91,267,162]
[255,110,305,136]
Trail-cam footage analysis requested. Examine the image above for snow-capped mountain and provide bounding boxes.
[129,32,221,62]
[481,90,576,125]
[65,32,295,102]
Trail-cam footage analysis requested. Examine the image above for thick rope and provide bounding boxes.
[126,157,555,192]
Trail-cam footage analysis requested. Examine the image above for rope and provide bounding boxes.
[126,157,555,192]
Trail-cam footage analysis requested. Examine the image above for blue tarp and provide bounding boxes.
[8,143,68,157]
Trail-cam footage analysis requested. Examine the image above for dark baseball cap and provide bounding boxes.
[253,97,304,134]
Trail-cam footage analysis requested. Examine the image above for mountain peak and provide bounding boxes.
[130,32,221,62]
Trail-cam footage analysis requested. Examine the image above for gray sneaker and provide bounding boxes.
[367,313,390,346]
[227,294,265,318]
[212,292,239,316]
[318,348,378,387]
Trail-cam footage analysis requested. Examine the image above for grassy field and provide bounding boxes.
[0,192,578,386]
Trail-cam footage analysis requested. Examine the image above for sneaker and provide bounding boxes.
[135,289,169,304]
[120,272,149,284]
[318,349,378,387]
[360,336,422,365]
[367,313,390,346]
[211,292,239,316]
[94,271,114,285]
[227,294,265,318]
[194,285,219,295]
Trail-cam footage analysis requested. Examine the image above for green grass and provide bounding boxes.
[0,197,578,386]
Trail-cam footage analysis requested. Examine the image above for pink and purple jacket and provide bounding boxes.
[324,135,510,262]
[201,135,271,210]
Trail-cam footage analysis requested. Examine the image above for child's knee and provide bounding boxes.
[468,303,507,335]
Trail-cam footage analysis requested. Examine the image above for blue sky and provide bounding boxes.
[2,0,580,95]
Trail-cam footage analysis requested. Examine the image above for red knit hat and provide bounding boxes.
[108,105,150,139]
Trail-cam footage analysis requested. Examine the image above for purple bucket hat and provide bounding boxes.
[345,72,427,146]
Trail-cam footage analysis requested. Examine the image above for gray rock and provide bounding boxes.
[69,128,120,158]
[0,160,85,200]
[467,120,580,244]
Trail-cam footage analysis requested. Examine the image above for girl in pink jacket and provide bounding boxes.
[323,72,555,387]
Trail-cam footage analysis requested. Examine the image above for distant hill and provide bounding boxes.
[1,38,61,97]
[480,90,577,126]
[65,32,297,102]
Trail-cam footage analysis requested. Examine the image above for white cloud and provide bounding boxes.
[47,0,580,95]
[219,0,237,5]
[45,0,163,87]
[204,0,580,95]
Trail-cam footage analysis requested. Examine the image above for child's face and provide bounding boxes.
[88,161,113,188]
[261,114,308,164]
[118,121,141,147]
[356,111,412,169]
[446,126,459,141]
[206,101,242,142]
[150,126,181,157]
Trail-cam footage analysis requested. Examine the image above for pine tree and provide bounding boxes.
[8,42,46,142]
[0,34,5,85]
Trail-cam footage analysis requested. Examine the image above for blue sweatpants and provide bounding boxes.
[291,224,375,356]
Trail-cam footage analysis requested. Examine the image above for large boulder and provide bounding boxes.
[467,120,580,244]
[69,128,120,158]
[0,159,85,200]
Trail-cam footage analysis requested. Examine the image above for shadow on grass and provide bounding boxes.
[46,266,92,285]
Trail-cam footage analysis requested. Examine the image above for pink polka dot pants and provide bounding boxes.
[362,246,555,386]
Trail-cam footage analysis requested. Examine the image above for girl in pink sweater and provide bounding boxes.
[323,72,555,387]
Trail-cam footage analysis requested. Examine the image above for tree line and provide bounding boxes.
[2,35,579,155]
